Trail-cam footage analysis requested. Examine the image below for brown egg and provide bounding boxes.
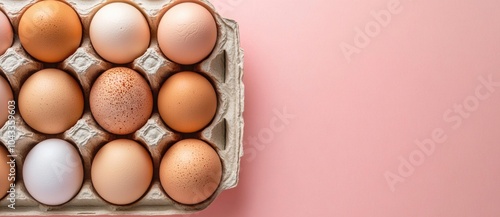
[0,145,13,200]
[18,0,82,63]
[159,139,222,205]
[0,76,13,125]
[90,67,153,135]
[158,71,217,133]
[91,139,153,205]
[18,69,84,134]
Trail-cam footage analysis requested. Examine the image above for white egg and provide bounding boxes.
[89,2,150,64]
[23,139,84,205]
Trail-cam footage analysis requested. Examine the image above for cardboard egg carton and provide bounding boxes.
[0,0,244,215]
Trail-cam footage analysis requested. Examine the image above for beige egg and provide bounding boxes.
[159,139,222,205]
[90,67,153,135]
[158,71,217,133]
[91,139,153,205]
[18,69,84,134]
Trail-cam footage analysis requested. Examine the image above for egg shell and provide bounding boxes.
[89,2,150,64]
[160,139,222,205]
[158,2,218,65]
[22,139,84,206]
[18,68,84,134]
[0,76,13,126]
[18,0,82,63]
[91,139,153,205]
[158,71,218,133]
[0,11,13,55]
[90,67,153,135]
[0,145,13,200]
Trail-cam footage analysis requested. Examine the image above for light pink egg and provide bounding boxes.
[157,2,217,65]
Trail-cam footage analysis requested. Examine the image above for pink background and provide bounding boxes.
[188,0,500,216]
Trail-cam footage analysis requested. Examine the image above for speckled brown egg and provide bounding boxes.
[90,67,153,135]
[158,71,217,133]
[159,139,222,205]
[18,0,82,63]
[18,69,84,134]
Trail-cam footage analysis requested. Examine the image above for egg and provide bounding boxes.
[160,139,222,205]
[90,67,153,135]
[158,71,217,133]
[0,76,13,126]
[157,2,217,65]
[23,139,84,205]
[0,11,13,55]
[90,2,150,64]
[91,139,153,205]
[18,68,84,134]
[0,145,13,200]
[18,0,82,63]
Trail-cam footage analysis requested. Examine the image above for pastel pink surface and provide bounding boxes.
[71,0,500,216]
[185,0,500,216]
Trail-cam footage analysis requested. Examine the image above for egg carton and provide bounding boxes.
[0,0,244,215]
